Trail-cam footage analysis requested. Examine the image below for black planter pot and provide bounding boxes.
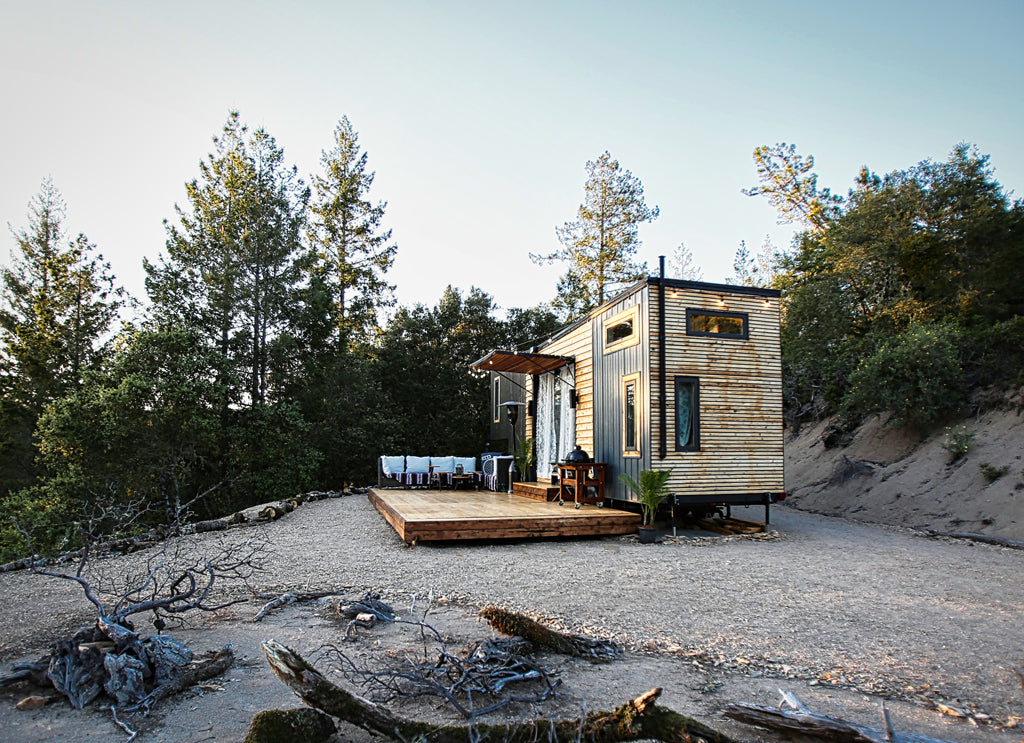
[637,525,658,544]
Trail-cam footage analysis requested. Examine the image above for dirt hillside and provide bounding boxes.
[784,396,1024,541]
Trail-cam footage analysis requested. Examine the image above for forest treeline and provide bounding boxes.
[0,113,561,560]
[746,143,1024,430]
[1,112,1022,560]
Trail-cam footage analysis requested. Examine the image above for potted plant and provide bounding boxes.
[513,437,535,483]
[618,469,672,543]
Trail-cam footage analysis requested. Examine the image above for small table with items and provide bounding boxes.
[557,462,607,509]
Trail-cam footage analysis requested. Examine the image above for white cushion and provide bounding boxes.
[406,456,431,474]
[430,456,455,473]
[454,456,476,473]
[381,455,405,476]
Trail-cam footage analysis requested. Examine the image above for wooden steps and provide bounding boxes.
[512,481,560,502]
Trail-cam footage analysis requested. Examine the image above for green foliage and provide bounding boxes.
[764,144,1024,427]
[979,462,1010,483]
[618,469,672,526]
[308,117,397,344]
[146,111,308,408]
[532,151,658,320]
[377,286,505,456]
[221,401,320,511]
[0,180,126,501]
[514,437,535,478]
[842,324,966,428]
[0,482,81,562]
[940,425,975,462]
[742,142,843,231]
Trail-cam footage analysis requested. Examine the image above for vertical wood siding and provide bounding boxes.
[589,290,650,502]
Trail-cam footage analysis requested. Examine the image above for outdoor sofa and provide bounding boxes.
[377,455,481,488]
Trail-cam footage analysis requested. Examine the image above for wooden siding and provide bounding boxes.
[648,286,784,498]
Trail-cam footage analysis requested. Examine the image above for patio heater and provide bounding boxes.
[500,401,525,494]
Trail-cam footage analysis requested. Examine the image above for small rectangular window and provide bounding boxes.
[622,373,641,456]
[686,309,748,339]
[603,305,640,353]
[606,319,633,345]
[675,377,700,451]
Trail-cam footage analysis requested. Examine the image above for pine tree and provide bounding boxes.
[668,242,704,281]
[0,179,124,414]
[532,151,658,319]
[145,112,308,408]
[308,117,396,345]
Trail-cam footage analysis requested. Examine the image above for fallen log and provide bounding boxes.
[263,640,734,743]
[479,607,621,661]
[924,530,1024,551]
[724,691,959,743]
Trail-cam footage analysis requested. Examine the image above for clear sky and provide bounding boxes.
[2,0,1022,317]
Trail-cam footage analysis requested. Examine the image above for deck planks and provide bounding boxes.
[369,488,641,543]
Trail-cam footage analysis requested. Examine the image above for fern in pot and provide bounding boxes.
[618,469,672,543]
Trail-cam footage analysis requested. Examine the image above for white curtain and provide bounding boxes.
[535,369,576,479]
[559,374,576,462]
[536,375,555,478]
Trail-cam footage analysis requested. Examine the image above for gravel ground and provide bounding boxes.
[1,493,1022,742]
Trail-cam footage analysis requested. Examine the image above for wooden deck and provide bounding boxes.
[369,488,641,543]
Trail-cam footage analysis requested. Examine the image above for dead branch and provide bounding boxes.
[263,640,736,743]
[110,705,139,742]
[479,606,622,661]
[0,658,50,687]
[123,645,234,713]
[336,591,396,622]
[253,590,346,622]
[724,691,959,743]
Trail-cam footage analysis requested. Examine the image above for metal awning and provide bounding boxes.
[470,349,573,375]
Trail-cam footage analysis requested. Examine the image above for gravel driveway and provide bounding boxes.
[1,494,1021,740]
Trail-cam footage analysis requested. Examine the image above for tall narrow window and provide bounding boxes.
[622,373,641,456]
[675,377,700,451]
[493,377,500,422]
[552,379,562,460]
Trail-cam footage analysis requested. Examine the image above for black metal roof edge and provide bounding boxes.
[653,277,781,298]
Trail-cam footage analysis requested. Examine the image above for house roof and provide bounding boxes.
[470,349,573,375]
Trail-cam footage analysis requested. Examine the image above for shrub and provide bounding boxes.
[940,425,975,462]
[842,323,966,428]
[979,463,1010,483]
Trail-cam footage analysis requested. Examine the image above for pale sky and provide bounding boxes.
[2,1,1022,317]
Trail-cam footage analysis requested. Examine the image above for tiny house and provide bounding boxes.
[473,274,784,517]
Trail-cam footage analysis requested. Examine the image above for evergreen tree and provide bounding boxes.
[668,242,704,281]
[533,151,659,319]
[1,179,124,415]
[145,112,308,408]
[377,287,505,455]
[742,143,843,231]
[308,117,397,345]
